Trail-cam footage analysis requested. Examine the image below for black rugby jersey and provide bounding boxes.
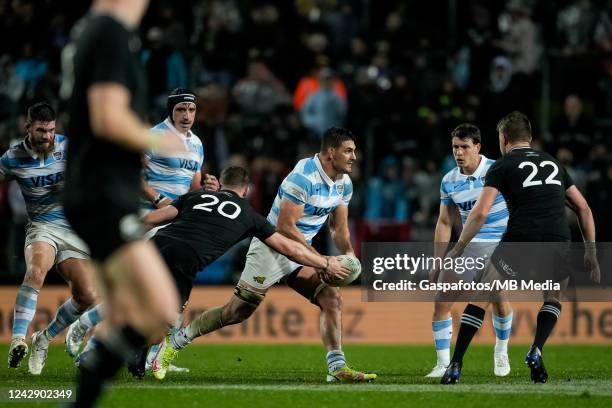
[155,190,276,267]
[64,14,147,204]
[484,147,574,241]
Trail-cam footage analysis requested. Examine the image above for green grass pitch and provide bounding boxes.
[0,344,610,407]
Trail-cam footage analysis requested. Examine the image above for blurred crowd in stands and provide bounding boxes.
[0,0,611,281]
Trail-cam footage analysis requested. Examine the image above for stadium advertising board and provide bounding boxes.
[0,287,610,344]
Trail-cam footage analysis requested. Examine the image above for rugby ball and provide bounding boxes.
[328,255,362,287]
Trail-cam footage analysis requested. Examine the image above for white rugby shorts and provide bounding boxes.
[25,222,89,264]
[240,237,304,290]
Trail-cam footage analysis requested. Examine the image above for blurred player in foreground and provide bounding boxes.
[61,0,185,405]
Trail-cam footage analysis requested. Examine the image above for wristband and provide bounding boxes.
[585,241,596,257]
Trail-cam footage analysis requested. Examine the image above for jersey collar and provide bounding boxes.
[313,154,335,186]
[508,146,531,153]
[458,155,488,178]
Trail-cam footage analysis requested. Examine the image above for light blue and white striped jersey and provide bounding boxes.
[267,155,353,244]
[0,134,71,229]
[440,155,508,242]
[141,118,204,210]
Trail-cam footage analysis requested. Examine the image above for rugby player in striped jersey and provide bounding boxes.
[1,102,96,375]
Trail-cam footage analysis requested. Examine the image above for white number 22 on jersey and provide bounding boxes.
[193,194,242,219]
[518,161,562,188]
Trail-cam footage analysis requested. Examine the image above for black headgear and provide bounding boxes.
[167,88,197,119]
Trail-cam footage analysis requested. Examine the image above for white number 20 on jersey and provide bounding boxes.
[193,194,242,219]
[518,161,562,188]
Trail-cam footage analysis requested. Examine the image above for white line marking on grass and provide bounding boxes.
[111,381,612,396]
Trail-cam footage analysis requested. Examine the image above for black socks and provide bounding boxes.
[74,326,147,407]
[533,301,562,351]
[451,304,486,364]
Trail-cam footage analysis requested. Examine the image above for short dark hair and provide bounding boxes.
[27,102,55,123]
[496,111,532,143]
[220,166,250,188]
[451,123,481,144]
[321,127,356,151]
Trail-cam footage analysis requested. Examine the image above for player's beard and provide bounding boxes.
[28,136,55,159]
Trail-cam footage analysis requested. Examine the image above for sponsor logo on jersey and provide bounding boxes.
[456,200,477,211]
[178,159,200,171]
[497,258,517,277]
[312,206,334,217]
[29,172,64,187]
[336,183,344,194]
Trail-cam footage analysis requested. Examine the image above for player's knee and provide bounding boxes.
[226,284,264,324]
[233,284,264,308]
[70,284,96,310]
[24,265,47,287]
[316,286,342,312]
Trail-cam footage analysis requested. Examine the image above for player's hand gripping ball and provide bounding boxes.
[328,255,362,287]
